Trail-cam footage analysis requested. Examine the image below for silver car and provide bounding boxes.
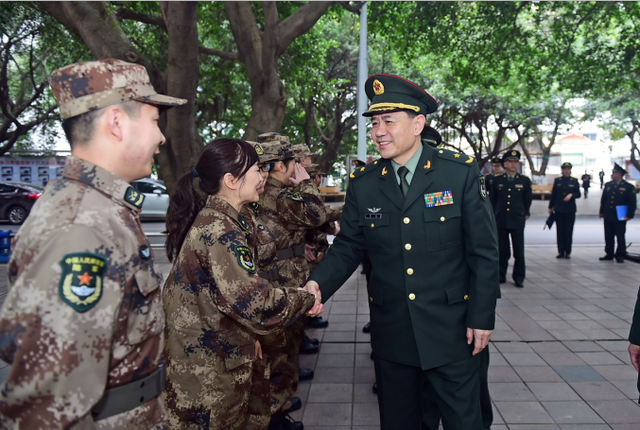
[132,178,169,220]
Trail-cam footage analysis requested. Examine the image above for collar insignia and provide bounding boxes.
[124,186,145,209]
[238,215,250,231]
[424,160,431,170]
[382,166,388,176]
[139,244,151,260]
[350,171,356,179]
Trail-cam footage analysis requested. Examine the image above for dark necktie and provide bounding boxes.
[398,166,410,198]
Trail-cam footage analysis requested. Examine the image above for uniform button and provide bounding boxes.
[507,208,510,211]
[408,293,416,300]
[407,268,414,275]
[508,188,511,191]
[369,296,373,302]
[440,216,445,221]
[370,223,375,228]
[403,217,410,224]
[464,294,469,301]
[507,202,510,205]
[405,243,412,250]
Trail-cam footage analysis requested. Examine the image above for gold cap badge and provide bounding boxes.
[373,79,385,96]
[511,150,516,156]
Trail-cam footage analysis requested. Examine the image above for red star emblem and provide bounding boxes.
[78,272,93,285]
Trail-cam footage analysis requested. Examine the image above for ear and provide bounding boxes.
[413,114,426,136]
[105,106,125,141]
[223,172,239,191]
[275,161,287,173]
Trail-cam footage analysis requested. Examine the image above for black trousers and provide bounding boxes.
[374,355,483,430]
[498,227,525,283]
[555,212,576,256]
[604,219,627,258]
[422,346,492,430]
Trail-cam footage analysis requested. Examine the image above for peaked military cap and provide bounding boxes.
[561,162,573,168]
[352,159,366,168]
[363,74,438,117]
[502,150,521,162]
[422,125,442,147]
[49,58,187,120]
[491,157,502,165]
[613,162,628,175]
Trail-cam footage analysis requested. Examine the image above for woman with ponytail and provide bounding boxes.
[162,138,318,429]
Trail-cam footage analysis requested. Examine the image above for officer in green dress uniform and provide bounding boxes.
[629,288,640,403]
[305,74,500,430]
[548,162,581,258]
[599,163,637,263]
[484,157,503,197]
[490,150,532,288]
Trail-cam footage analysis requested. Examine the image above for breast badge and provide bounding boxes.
[58,252,107,312]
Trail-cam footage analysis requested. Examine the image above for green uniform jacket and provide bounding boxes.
[599,180,637,221]
[490,173,532,229]
[309,144,499,370]
[549,176,581,213]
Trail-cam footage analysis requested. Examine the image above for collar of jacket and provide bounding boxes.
[62,155,139,211]
[205,195,246,230]
[378,143,436,211]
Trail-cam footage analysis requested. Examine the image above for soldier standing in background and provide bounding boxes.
[0,59,186,428]
[548,162,581,259]
[485,157,503,197]
[599,163,637,263]
[490,150,532,288]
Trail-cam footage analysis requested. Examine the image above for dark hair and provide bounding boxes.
[165,138,259,261]
[61,101,142,149]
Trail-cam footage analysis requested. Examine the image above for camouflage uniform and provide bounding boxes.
[0,157,166,429]
[257,135,327,414]
[163,196,314,429]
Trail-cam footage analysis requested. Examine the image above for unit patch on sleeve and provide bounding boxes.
[286,191,304,202]
[234,245,257,274]
[424,191,454,208]
[59,252,108,313]
[478,175,487,200]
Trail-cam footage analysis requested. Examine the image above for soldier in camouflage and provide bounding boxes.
[292,144,316,168]
[162,139,318,430]
[0,58,187,428]
[257,133,327,428]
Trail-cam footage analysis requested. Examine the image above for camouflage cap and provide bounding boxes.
[292,144,316,158]
[48,58,187,120]
[257,132,295,163]
[305,163,321,177]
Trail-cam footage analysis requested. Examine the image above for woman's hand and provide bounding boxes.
[254,340,262,359]
[289,163,310,185]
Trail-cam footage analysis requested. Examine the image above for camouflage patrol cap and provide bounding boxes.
[48,58,187,120]
[292,144,316,158]
[257,133,295,163]
[246,141,270,163]
[363,74,438,117]
[305,163,321,177]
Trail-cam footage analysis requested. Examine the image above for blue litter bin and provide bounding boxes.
[0,230,13,263]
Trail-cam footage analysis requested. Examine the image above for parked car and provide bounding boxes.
[131,178,169,220]
[0,181,44,224]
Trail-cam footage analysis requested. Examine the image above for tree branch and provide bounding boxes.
[276,1,334,57]
[198,46,239,61]
[116,7,167,32]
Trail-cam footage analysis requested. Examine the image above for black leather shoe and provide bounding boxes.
[599,255,614,261]
[307,316,328,328]
[304,334,319,346]
[499,277,506,283]
[299,337,319,354]
[556,253,565,258]
[515,281,524,288]
[616,257,625,263]
[298,367,314,381]
[372,383,377,394]
[287,396,302,412]
[362,322,371,333]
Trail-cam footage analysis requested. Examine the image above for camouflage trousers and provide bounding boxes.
[263,318,306,415]
[164,352,271,429]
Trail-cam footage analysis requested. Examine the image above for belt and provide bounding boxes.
[91,362,165,421]
[258,266,280,281]
[276,244,305,260]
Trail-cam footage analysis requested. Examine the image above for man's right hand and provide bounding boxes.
[304,280,322,308]
[629,343,640,371]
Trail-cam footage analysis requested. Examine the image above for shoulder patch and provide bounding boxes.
[124,186,145,209]
[286,191,304,201]
[59,252,107,313]
[234,245,256,274]
[437,149,474,166]
[478,174,487,200]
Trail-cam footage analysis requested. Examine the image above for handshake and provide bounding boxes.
[299,280,323,317]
